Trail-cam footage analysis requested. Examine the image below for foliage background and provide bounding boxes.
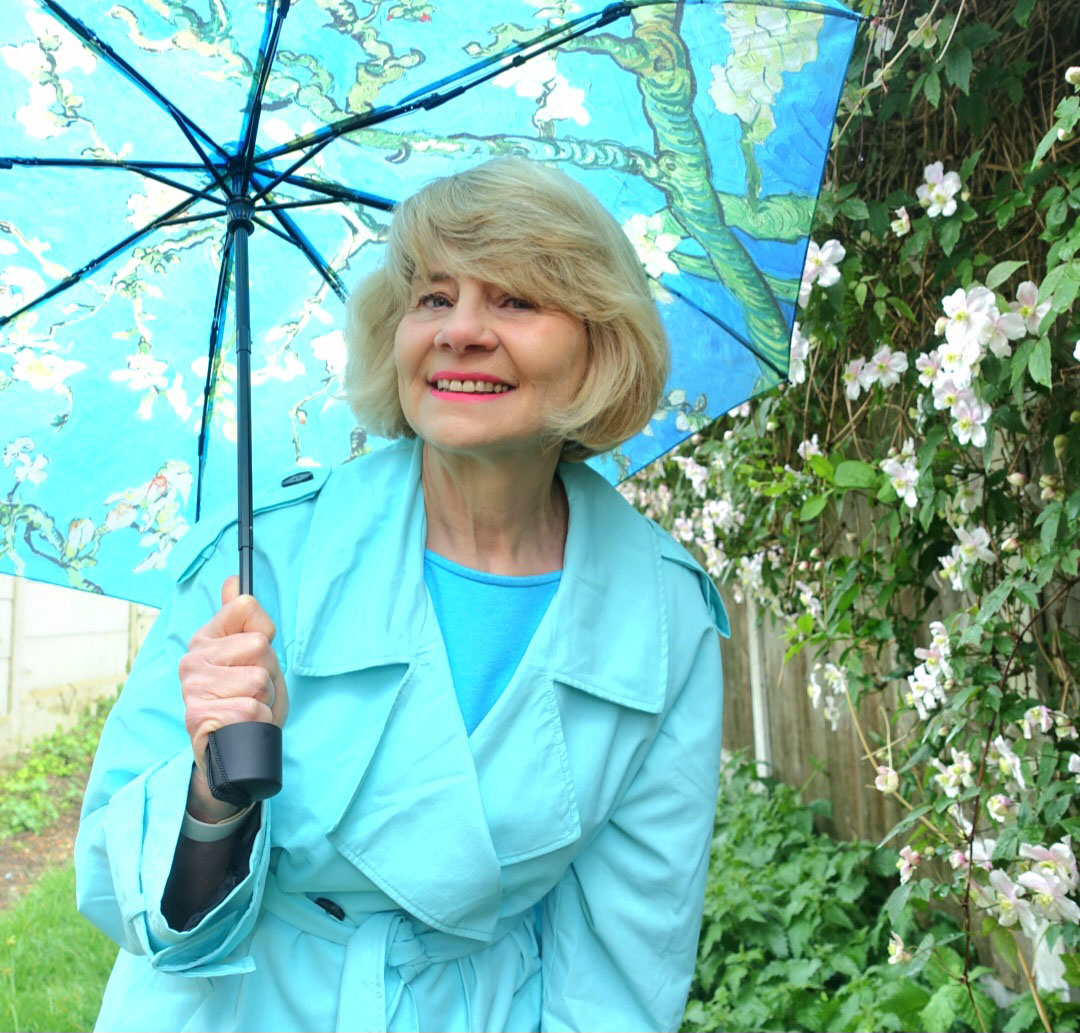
[627,0,1080,1027]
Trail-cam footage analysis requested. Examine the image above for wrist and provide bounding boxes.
[187,763,242,823]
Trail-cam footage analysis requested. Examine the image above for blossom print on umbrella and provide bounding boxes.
[0,0,860,606]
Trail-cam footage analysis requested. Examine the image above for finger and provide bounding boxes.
[198,593,277,643]
[221,575,240,608]
[188,697,275,766]
[180,658,277,710]
[186,631,282,681]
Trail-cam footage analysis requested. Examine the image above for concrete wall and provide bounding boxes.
[0,574,157,758]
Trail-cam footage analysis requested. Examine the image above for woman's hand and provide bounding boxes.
[178,576,289,821]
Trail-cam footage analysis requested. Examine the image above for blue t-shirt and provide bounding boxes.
[424,550,561,735]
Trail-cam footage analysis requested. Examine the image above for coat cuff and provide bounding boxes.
[103,749,270,975]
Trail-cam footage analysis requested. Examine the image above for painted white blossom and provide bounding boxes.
[869,344,908,388]
[623,213,682,279]
[875,766,899,793]
[11,348,85,392]
[798,239,845,307]
[841,357,865,399]
[493,52,589,125]
[916,161,961,218]
[110,352,169,392]
[251,349,305,386]
[890,206,910,236]
[1011,281,1052,335]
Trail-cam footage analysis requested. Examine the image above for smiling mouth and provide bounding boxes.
[430,377,515,394]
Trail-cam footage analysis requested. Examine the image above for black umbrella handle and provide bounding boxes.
[203,193,284,807]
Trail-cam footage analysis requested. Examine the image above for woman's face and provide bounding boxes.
[394,272,588,461]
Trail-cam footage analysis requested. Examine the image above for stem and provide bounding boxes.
[1013,932,1053,1033]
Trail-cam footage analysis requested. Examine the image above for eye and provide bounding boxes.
[418,292,451,308]
[502,295,535,311]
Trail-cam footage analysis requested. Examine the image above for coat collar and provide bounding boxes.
[291,438,668,714]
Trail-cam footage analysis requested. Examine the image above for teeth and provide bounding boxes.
[434,379,512,393]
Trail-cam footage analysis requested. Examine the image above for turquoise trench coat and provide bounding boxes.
[75,438,730,1032]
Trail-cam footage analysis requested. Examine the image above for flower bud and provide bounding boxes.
[1054,434,1068,459]
[1006,472,1026,489]
[934,316,947,336]
[1059,127,1075,143]
[797,560,809,572]
[1002,536,1020,553]
[1068,65,1080,87]
[766,419,778,431]
[961,189,971,202]
[1071,410,1080,424]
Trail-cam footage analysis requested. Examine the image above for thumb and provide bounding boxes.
[221,575,240,608]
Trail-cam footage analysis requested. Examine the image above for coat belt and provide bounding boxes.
[262,875,474,1032]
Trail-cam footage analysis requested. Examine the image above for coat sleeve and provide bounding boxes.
[540,558,726,1032]
[73,522,277,977]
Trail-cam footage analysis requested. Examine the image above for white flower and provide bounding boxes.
[887,932,911,964]
[907,13,938,49]
[942,286,994,353]
[788,322,811,384]
[1011,281,1052,335]
[938,548,966,592]
[932,376,966,411]
[954,478,982,515]
[1022,705,1054,739]
[955,525,994,563]
[1017,871,1080,925]
[842,357,865,399]
[795,581,822,621]
[881,453,918,508]
[871,21,896,58]
[1067,66,1080,87]
[951,399,991,448]
[988,794,1017,823]
[890,206,910,236]
[916,161,962,218]
[875,766,899,793]
[869,344,909,388]
[988,869,1033,929]
[1020,838,1079,892]
[807,670,822,708]
[798,239,845,307]
[985,308,1026,359]
[672,516,694,543]
[915,349,942,387]
[797,435,822,462]
[622,213,682,280]
[822,694,842,731]
[1074,340,1080,362]
[897,845,921,883]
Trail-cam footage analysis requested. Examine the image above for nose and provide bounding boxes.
[432,294,499,353]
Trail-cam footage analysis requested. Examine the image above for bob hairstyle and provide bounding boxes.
[343,157,670,461]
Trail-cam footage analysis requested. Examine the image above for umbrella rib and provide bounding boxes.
[658,280,790,382]
[238,0,292,196]
[0,193,203,328]
[0,157,217,172]
[250,215,304,246]
[248,1,640,200]
[195,232,234,523]
[38,1,231,192]
[252,171,396,212]
[0,157,225,206]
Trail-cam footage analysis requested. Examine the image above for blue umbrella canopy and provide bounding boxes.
[0,0,860,607]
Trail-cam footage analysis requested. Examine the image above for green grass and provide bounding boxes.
[0,863,115,1032]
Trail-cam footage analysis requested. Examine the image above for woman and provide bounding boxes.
[75,157,730,1032]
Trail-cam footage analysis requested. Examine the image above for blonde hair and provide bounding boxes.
[343,157,670,461]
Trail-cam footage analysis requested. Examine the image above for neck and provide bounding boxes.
[421,441,568,575]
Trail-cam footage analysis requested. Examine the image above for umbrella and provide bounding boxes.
[0,0,861,799]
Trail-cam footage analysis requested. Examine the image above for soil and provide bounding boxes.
[0,804,82,912]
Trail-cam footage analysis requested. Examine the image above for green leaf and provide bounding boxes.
[1041,502,1061,553]
[1028,336,1052,388]
[977,578,1013,623]
[1013,0,1036,25]
[834,460,877,489]
[943,45,973,93]
[842,197,870,221]
[1011,337,1035,388]
[809,454,835,482]
[923,68,941,108]
[939,217,962,256]
[918,982,960,1031]
[986,260,1026,290]
[800,494,829,521]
